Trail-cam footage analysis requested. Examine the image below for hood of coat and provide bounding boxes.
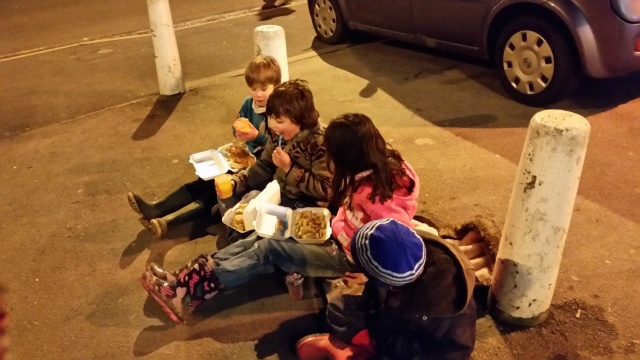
[384,236,475,317]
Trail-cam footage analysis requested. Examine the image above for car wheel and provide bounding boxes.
[310,0,347,44]
[495,17,580,107]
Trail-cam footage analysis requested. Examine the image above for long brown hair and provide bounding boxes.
[325,113,413,206]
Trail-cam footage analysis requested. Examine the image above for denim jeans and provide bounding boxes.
[211,231,353,289]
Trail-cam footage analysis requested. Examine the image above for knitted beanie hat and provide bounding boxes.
[350,218,427,287]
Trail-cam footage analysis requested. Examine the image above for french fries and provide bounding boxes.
[231,203,249,231]
[293,210,327,240]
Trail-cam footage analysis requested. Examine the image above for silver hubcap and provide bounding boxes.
[502,30,555,95]
[313,0,337,38]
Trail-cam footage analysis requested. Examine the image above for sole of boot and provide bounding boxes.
[296,333,327,347]
[138,217,152,230]
[139,276,184,324]
[127,193,145,217]
[148,263,177,285]
[150,219,166,240]
[295,333,332,360]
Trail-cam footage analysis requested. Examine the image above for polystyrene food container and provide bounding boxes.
[189,149,230,180]
[221,180,282,233]
[222,190,261,233]
[255,203,292,240]
[291,208,332,244]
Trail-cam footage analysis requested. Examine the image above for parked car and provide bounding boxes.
[307,0,640,106]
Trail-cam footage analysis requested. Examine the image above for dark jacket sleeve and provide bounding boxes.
[232,133,277,193]
[254,127,268,147]
[282,130,331,201]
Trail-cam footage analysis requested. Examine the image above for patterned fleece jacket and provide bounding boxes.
[332,161,420,259]
[231,124,332,204]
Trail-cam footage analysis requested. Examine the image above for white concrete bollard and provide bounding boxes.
[147,0,185,95]
[489,110,590,327]
[254,25,289,83]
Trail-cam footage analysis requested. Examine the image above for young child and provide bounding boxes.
[139,112,419,324]
[233,55,281,155]
[218,78,332,210]
[325,113,420,262]
[296,218,477,360]
[140,79,333,323]
[126,55,281,240]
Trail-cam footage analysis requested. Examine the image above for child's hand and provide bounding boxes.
[234,119,258,141]
[341,272,368,287]
[272,147,292,172]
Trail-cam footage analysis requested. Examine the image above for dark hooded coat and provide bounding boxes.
[327,232,477,360]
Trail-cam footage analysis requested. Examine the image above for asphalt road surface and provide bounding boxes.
[1,1,639,359]
[1,0,328,138]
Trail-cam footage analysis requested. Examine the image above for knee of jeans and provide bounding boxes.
[256,238,278,252]
[258,238,292,260]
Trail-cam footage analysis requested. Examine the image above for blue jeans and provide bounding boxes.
[211,232,353,289]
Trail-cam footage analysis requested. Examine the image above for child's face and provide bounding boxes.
[249,83,275,107]
[268,115,300,141]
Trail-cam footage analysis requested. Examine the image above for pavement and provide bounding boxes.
[1,29,640,360]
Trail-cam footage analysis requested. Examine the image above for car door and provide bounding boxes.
[345,0,414,34]
[411,0,491,48]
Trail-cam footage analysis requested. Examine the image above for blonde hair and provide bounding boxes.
[244,55,282,87]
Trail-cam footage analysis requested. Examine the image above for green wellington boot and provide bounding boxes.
[127,186,194,226]
[149,200,208,240]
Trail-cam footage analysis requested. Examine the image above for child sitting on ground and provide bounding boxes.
[126,55,281,240]
[216,79,332,213]
[233,55,281,156]
[139,112,422,324]
[296,218,477,360]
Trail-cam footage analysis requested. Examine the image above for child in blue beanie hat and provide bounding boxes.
[297,218,477,360]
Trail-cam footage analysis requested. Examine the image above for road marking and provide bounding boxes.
[0,0,307,62]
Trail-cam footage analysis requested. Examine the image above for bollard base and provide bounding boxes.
[488,292,549,328]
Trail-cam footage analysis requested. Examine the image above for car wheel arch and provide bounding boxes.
[485,3,582,72]
[309,0,350,44]
[493,13,584,105]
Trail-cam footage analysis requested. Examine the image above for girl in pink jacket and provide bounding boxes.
[325,113,420,261]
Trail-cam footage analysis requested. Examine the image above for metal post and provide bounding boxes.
[147,0,185,95]
[489,110,590,327]
[253,25,289,83]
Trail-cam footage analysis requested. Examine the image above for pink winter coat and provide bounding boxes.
[331,162,420,259]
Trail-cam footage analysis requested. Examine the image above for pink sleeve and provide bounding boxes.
[331,205,348,239]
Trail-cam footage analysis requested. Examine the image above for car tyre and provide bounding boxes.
[310,0,348,44]
[495,17,581,107]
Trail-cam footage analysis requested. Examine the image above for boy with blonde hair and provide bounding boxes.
[127,55,282,239]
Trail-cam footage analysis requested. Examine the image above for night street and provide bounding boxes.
[1,0,639,359]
